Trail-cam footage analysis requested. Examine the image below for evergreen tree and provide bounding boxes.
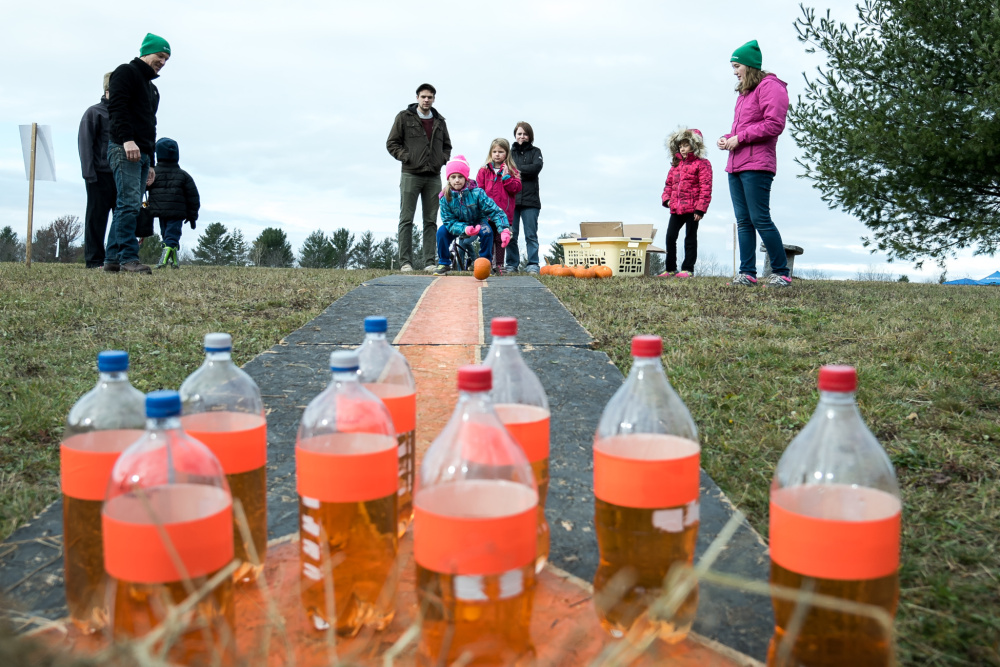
[374,238,396,269]
[192,222,236,265]
[230,229,250,266]
[138,234,164,265]
[251,227,294,268]
[791,0,1000,265]
[352,231,378,268]
[330,228,355,269]
[0,226,25,262]
[298,230,335,268]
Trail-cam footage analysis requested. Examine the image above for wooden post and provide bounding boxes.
[25,122,37,268]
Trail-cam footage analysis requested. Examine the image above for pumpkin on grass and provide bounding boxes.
[594,265,613,278]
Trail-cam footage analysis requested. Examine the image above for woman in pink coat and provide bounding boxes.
[660,127,713,277]
[717,40,792,288]
[477,138,521,274]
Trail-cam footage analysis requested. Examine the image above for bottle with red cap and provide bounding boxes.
[296,349,399,635]
[592,335,701,642]
[180,333,268,584]
[103,390,235,663]
[61,350,146,632]
[767,365,901,667]
[358,316,417,538]
[413,365,539,665]
[483,316,551,573]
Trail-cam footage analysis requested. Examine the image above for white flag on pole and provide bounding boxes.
[19,124,57,181]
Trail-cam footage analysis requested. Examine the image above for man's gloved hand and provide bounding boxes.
[465,225,481,236]
[500,229,512,248]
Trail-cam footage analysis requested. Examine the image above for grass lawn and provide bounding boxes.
[0,263,382,542]
[545,274,1000,666]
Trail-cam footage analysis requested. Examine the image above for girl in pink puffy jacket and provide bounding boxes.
[477,138,522,274]
[660,127,713,277]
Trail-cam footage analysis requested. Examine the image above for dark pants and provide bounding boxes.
[507,206,540,271]
[437,224,493,266]
[84,173,116,267]
[728,170,788,277]
[159,219,183,249]
[665,212,699,273]
[398,172,441,268]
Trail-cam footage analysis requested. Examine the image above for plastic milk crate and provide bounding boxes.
[557,236,653,276]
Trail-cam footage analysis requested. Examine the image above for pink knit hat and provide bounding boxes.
[690,129,703,138]
[445,155,470,179]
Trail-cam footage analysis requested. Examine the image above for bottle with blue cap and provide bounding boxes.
[61,350,145,632]
[103,390,235,662]
[358,315,417,537]
[180,333,268,584]
[296,349,399,635]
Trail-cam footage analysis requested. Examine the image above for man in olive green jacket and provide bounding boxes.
[386,83,452,271]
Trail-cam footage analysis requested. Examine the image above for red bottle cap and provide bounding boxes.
[491,317,518,337]
[458,365,492,392]
[818,365,857,392]
[631,335,662,358]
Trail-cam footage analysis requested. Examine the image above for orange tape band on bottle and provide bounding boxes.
[495,405,550,463]
[593,435,700,509]
[181,412,267,475]
[770,486,901,580]
[364,384,416,433]
[60,430,144,501]
[415,506,536,576]
[297,435,398,503]
[102,505,233,583]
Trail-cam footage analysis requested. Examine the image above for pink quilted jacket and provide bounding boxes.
[661,154,713,215]
[476,165,522,227]
[724,74,789,174]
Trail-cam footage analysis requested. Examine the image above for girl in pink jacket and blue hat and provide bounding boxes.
[660,127,713,277]
[717,40,792,288]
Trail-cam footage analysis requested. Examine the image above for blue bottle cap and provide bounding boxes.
[146,390,182,418]
[364,316,388,333]
[330,350,360,372]
[204,333,232,352]
[97,350,129,373]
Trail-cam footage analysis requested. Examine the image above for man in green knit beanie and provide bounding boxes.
[103,33,171,274]
[730,40,762,70]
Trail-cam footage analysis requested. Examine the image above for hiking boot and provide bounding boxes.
[120,260,152,275]
[766,273,792,288]
[400,263,413,272]
[102,262,120,273]
[432,264,451,276]
[729,273,758,287]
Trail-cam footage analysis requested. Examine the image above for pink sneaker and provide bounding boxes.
[657,271,675,278]
[675,271,693,278]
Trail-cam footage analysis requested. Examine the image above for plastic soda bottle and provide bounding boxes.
[180,333,268,584]
[297,349,399,635]
[103,390,235,663]
[483,316,551,573]
[357,316,417,538]
[592,335,701,642]
[61,350,145,632]
[413,365,539,666]
[767,365,901,667]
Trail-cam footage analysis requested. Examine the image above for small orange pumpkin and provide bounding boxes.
[594,265,613,278]
[555,265,574,277]
[581,267,597,279]
[473,257,492,281]
[540,264,551,276]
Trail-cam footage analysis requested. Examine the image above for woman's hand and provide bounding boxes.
[723,135,740,151]
[716,136,728,150]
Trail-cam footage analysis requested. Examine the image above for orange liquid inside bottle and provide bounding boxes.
[768,565,898,667]
[494,404,550,572]
[182,412,268,584]
[365,384,416,538]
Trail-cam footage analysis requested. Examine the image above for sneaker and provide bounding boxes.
[424,264,438,273]
[675,271,693,278]
[400,263,413,272]
[102,262,120,273]
[729,273,758,287]
[525,265,540,276]
[432,264,451,276]
[658,271,675,278]
[766,273,792,288]
[120,260,152,275]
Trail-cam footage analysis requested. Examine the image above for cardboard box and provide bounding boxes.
[623,224,656,240]
[579,222,623,238]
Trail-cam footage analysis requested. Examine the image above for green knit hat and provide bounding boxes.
[139,33,171,57]
[731,40,762,70]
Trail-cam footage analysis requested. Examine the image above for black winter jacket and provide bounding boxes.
[147,140,200,222]
[108,58,160,160]
[512,142,543,208]
[78,98,111,182]
[386,104,452,175]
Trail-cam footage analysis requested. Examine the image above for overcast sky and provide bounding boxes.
[1,0,994,280]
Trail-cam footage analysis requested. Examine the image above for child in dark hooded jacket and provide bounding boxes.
[147,137,200,268]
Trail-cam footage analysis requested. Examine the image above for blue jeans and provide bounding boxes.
[728,171,788,277]
[159,219,183,249]
[437,224,493,266]
[506,207,540,270]
[106,143,150,265]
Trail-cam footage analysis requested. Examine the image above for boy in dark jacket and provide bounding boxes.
[147,137,200,268]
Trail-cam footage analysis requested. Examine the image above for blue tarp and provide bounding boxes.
[943,278,982,285]
[943,271,1000,285]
